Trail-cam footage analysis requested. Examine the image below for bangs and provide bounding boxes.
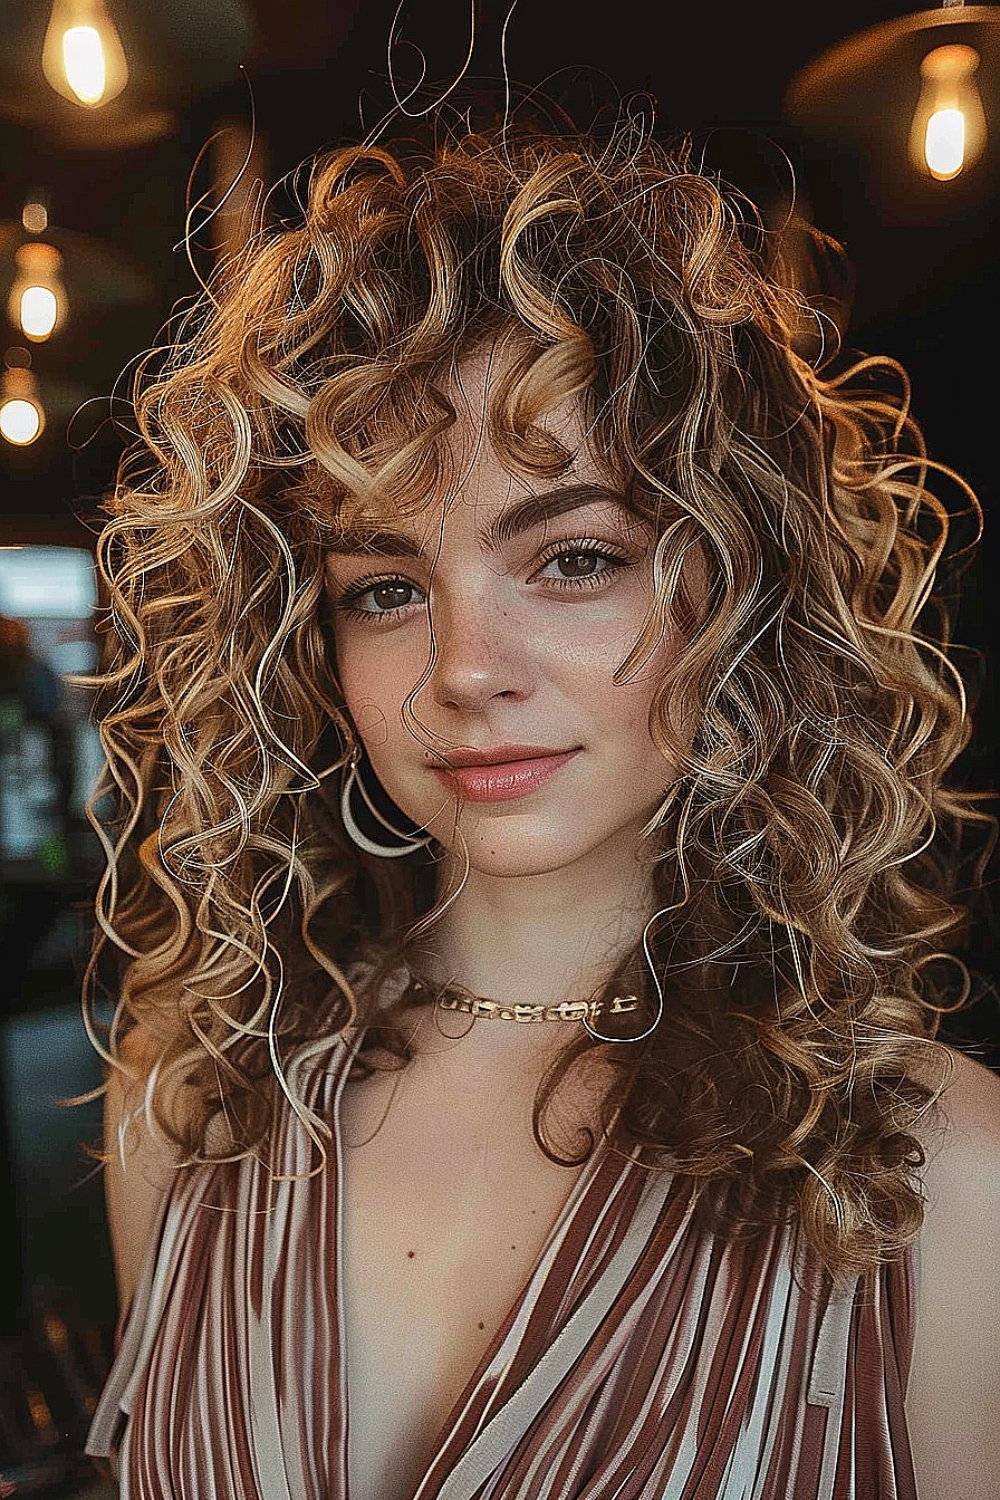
[286,327,608,535]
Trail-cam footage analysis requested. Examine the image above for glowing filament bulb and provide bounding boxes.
[20,286,59,340]
[910,44,985,181]
[0,358,45,447]
[8,245,67,344]
[925,107,965,178]
[41,0,128,108]
[0,399,43,446]
[62,25,106,104]
[21,200,49,235]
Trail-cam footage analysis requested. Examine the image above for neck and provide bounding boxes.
[419,845,656,1013]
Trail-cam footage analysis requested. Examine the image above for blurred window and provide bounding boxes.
[0,546,96,619]
[0,546,101,875]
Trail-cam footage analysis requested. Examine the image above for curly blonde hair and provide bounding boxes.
[87,112,988,1278]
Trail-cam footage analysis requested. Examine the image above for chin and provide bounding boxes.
[464,849,578,880]
[445,820,618,882]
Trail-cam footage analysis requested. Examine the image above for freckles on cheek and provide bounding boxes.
[336,640,423,747]
[353,704,393,747]
[331,643,383,742]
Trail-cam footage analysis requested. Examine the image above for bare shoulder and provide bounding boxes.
[913,1044,1000,1249]
[103,1024,182,1320]
[918,1041,1000,1153]
[905,1044,1000,1500]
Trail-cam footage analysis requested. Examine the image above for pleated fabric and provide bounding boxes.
[87,1035,918,1499]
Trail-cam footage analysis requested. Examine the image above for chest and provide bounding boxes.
[337,1063,591,1500]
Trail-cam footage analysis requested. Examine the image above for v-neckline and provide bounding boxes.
[329,1027,619,1500]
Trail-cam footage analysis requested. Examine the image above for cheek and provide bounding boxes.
[614,637,684,771]
[333,629,423,751]
[331,630,383,743]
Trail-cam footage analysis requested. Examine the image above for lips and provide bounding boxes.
[431,746,580,803]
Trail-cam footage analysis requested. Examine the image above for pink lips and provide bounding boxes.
[432,746,580,803]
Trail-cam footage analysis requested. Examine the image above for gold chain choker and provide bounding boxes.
[406,973,641,1024]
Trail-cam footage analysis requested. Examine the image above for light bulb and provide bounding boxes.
[63,25,106,104]
[8,244,68,343]
[0,363,45,447]
[20,287,59,341]
[22,199,50,235]
[925,108,965,178]
[0,399,43,446]
[909,44,986,181]
[41,0,128,108]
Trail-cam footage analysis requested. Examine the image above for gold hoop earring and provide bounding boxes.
[340,751,432,859]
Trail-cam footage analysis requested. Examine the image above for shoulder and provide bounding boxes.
[104,1022,347,1318]
[905,1044,1000,1500]
[915,1043,1000,1225]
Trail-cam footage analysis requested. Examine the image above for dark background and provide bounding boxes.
[0,3,997,1482]
[9,1,993,990]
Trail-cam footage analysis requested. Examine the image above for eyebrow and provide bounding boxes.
[325,483,639,558]
[327,527,424,559]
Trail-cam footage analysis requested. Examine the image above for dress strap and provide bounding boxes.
[808,1274,861,1500]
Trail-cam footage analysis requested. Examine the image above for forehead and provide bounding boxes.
[450,340,597,454]
[341,343,612,538]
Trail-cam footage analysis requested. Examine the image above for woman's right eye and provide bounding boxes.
[337,578,425,617]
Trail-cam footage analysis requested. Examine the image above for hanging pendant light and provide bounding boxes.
[909,41,987,177]
[0,351,45,447]
[21,198,50,237]
[785,2,1000,212]
[8,243,69,342]
[41,0,128,108]
[0,0,254,146]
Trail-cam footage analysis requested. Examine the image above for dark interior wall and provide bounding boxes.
[2,0,997,1034]
[1,0,997,1188]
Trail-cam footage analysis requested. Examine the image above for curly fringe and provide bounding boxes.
[85,110,991,1278]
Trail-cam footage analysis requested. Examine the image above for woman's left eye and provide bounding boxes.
[534,545,630,587]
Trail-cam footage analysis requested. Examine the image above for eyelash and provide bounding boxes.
[333,539,634,623]
[533,538,632,590]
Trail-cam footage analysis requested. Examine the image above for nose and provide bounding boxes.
[424,581,533,712]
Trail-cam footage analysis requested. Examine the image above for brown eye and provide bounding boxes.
[534,545,629,590]
[337,576,426,618]
[556,552,602,578]
[371,581,415,611]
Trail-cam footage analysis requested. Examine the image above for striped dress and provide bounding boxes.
[87,1034,919,1499]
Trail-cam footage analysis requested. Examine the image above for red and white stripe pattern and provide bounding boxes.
[88,1038,917,1499]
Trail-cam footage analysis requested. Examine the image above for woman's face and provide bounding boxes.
[324,350,696,886]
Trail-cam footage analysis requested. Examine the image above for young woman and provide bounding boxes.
[84,116,1000,1499]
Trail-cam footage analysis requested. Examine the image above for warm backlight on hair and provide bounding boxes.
[0,399,43,446]
[62,24,106,104]
[910,44,985,181]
